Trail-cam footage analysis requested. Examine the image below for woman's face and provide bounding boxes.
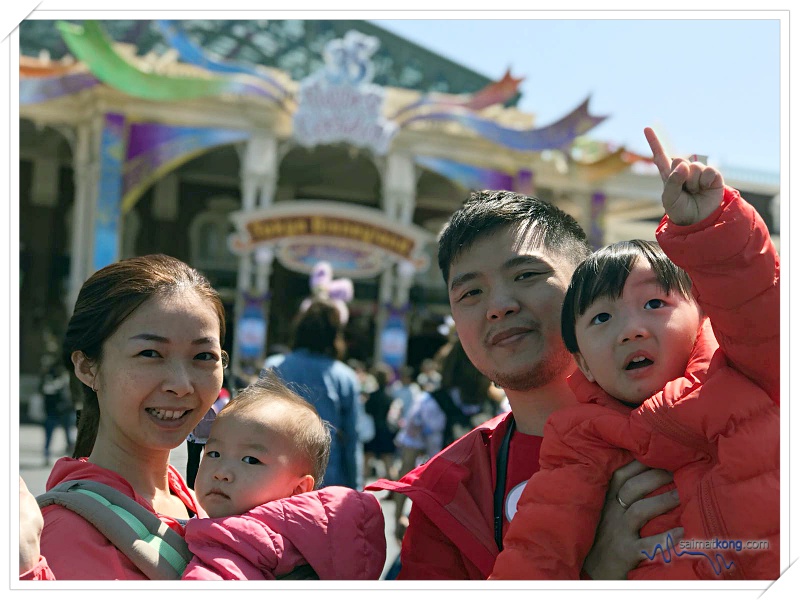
[88,290,224,455]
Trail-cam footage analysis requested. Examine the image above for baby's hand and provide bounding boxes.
[644,127,724,226]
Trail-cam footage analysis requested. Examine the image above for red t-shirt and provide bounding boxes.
[501,429,543,537]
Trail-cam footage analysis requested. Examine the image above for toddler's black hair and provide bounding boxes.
[561,239,694,353]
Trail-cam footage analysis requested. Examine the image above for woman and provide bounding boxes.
[363,362,399,480]
[20,254,227,580]
[265,298,361,490]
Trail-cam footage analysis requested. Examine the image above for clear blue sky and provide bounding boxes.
[373,18,782,176]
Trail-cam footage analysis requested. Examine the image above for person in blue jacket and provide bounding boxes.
[263,298,361,489]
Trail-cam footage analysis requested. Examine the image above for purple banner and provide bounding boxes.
[590,191,607,250]
[122,123,250,212]
[402,97,606,153]
[20,72,100,105]
[380,306,409,371]
[415,156,514,192]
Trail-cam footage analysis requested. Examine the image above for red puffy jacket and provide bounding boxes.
[183,487,386,580]
[492,187,780,580]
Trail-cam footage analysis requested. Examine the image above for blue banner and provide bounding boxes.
[93,113,126,271]
[380,308,408,371]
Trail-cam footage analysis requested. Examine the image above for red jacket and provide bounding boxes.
[21,457,204,580]
[182,487,386,580]
[367,412,518,579]
[492,188,780,580]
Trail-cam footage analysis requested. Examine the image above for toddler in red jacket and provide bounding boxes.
[183,371,386,579]
[491,128,779,580]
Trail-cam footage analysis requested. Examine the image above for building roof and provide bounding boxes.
[19,19,511,101]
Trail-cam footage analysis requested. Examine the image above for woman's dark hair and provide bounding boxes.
[291,298,345,359]
[63,254,226,458]
[371,362,394,389]
[220,370,332,488]
[440,339,491,406]
[561,240,694,354]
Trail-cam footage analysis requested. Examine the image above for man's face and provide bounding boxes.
[447,225,577,391]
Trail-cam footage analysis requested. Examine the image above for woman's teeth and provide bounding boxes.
[146,408,187,420]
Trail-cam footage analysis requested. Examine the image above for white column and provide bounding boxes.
[66,117,103,315]
[387,153,417,307]
[253,137,279,294]
[232,135,279,375]
[374,152,417,364]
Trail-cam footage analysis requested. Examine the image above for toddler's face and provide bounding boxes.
[572,260,702,405]
[194,410,307,518]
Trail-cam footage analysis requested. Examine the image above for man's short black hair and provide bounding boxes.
[561,239,695,354]
[437,190,591,286]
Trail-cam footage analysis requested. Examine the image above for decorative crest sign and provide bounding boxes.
[292,30,398,155]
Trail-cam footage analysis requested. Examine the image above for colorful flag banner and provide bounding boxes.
[58,20,283,103]
[401,97,607,152]
[415,156,515,192]
[122,122,250,213]
[94,113,127,271]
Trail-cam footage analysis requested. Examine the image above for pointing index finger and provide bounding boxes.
[644,127,671,182]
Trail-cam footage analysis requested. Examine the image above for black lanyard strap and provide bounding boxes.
[493,415,516,551]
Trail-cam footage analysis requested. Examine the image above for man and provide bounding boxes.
[368,191,681,579]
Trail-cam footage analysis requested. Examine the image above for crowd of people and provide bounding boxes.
[19,128,779,582]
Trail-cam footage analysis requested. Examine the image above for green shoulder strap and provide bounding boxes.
[37,479,193,580]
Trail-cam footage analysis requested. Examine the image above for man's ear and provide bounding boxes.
[72,351,97,390]
[292,474,315,496]
[573,352,595,382]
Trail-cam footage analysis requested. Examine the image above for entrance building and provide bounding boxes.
[19,19,779,396]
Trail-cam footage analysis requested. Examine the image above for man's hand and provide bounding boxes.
[19,476,43,574]
[645,127,724,226]
[583,461,683,579]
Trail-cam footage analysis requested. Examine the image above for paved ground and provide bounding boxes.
[18,422,402,579]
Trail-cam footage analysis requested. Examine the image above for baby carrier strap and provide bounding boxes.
[276,563,320,580]
[37,479,193,580]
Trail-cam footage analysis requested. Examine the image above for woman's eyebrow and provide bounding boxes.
[129,333,168,343]
[191,336,220,346]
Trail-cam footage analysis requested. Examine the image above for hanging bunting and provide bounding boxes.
[20,70,99,105]
[573,147,654,182]
[400,96,607,152]
[415,156,515,192]
[154,20,293,110]
[57,20,284,103]
[392,68,524,120]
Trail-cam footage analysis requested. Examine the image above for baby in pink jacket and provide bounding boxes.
[183,371,386,580]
